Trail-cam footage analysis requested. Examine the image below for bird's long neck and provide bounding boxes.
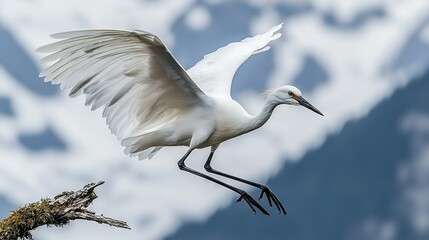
[247,95,280,131]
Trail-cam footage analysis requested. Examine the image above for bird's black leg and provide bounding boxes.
[204,150,286,215]
[178,150,269,216]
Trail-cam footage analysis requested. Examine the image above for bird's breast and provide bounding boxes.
[200,96,252,147]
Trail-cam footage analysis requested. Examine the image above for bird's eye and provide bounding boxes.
[288,91,293,96]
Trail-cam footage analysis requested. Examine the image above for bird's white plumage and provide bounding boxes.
[38,30,209,159]
[37,24,284,160]
[37,23,322,215]
[188,23,283,97]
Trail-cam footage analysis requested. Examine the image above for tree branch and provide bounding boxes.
[0,181,130,240]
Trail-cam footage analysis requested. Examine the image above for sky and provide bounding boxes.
[1,0,429,239]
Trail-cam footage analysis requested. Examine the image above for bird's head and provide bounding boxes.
[265,85,324,116]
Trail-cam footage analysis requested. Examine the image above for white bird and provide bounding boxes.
[37,23,323,216]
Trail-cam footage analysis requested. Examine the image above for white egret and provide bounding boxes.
[37,23,323,216]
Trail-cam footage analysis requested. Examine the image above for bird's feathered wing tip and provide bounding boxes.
[188,23,284,97]
[246,23,283,56]
[253,46,271,55]
[268,23,284,34]
[243,22,283,43]
[262,22,283,42]
[37,29,207,161]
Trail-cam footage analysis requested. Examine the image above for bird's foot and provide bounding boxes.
[259,186,287,215]
[236,191,269,216]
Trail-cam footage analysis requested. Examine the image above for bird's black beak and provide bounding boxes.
[296,96,324,116]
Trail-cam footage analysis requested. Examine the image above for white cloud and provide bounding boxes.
[420,23,429,44]
[311,0,387,22]
[346,218,396,240]
[185,5,212,31]
[398,112,429,234]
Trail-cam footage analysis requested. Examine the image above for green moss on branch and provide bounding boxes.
[0,182,130,240]
[0,199,68,239]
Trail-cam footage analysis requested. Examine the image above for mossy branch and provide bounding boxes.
[0,181,130,240]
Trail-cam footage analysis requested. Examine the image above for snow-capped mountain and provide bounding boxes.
[1,1,429,239]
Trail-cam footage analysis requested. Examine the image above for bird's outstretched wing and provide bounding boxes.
[38,30,208,143]
[187,23,283,97]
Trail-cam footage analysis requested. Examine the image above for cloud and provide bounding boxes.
[398,111,429,234]
[185,5,212,31]
[346,217,396,240]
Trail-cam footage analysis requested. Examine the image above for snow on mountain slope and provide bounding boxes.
[1,1,429,239]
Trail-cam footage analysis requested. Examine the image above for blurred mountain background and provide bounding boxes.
[1,1,429,240]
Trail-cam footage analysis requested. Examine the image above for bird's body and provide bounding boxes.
[38,23,323,215]
[123,90,261,155]
[198,96,254,148]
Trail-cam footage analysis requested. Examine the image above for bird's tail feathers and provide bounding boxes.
[128,146,162,160]
[122,129,166,160]
[121,134,144,147]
